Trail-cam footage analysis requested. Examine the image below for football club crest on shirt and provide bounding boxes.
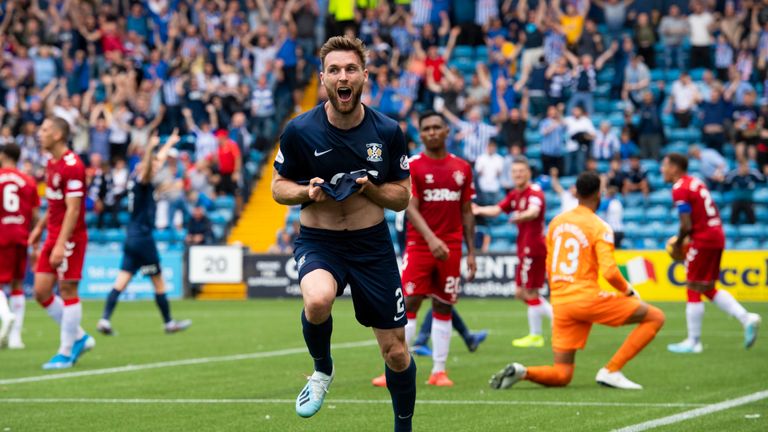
[52,173,61,188]
[425,174,434,184]
[366,143,383,162]
[453,170,465,186]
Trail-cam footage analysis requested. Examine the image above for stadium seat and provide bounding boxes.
[648,174,665,190]
[624,193,646,208]
[636,237,660,249]
[525,144,541,159]
[559,176,576,190]
[734,238,760,250]
[648,190,672,207]
[488,239,511,252]
[720,206,732,221]
[688,159,701,173]
[754,189,768,205]
[103,229,126,243]
[738,225,764,241]
[474,45,488,60]
[723,224,738,239]
[212,224,225,241]
[662,141,689,155]
[490,225,517,240]
[209,211,229,225]
[214,196,236,210]
[453,45,474,60]
[624,207,644,223]
[88,229,104,243]
[527,131,542,143]
[641,160,660,172]
[646,206,668,223]
[755,206,768,221]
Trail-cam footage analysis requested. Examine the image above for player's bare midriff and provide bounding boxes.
[300,193,385,231]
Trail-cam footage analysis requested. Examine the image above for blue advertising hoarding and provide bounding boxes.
[77,250,184,300]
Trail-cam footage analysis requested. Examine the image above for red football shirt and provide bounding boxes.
[217,140,241,175]
[407,153,474,249]
[44,150,87,241]
[0,167,39,246]
[498,183,547,256]
[672,175,725,248]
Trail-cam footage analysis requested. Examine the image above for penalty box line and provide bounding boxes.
[0,340,378,386]
[0,398,707,408]
[613,389,768,432]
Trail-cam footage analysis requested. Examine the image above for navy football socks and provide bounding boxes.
[301,310,334,375]
[102,288,122,320]
[386,355,416,432]
[155,293,172,324]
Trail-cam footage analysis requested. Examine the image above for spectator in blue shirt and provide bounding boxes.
[689,144,728,191]
[539,105,567,175]
[700,87,733,154]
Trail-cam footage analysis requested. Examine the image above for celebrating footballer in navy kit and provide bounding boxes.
[271,36,416,431]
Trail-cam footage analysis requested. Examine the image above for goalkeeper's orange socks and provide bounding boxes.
[525,363,574,387]
[606,305,665,372]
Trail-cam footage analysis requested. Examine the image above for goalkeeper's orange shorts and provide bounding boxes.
[551,292,642,352]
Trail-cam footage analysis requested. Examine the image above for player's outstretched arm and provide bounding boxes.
[512,204,541,223]
[155,128,181,165]
[356,176,411,212]
[140,134,161,184]
[472,203,503,218]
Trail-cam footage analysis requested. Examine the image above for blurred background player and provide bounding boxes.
[29,117,95,370]
[97,129,192,335]
[661,153,761,354]
[271,37,415,430]
[489,172,665,390]
[409,307,488,357]
[474,157,553,348]
[0,143,39,349]
[372,111,477,387]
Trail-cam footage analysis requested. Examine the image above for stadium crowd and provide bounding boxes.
[0,0,319,238]
[0,0,766,248]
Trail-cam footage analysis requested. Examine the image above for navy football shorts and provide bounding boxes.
[120,237,162,277]
[293,220,406,329]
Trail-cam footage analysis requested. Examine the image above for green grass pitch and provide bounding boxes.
[0,299,766,431]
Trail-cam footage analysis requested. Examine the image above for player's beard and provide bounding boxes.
[327,81,363,115]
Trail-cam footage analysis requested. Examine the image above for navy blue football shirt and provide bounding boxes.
[126,179,156,238]
[274,104,411,199]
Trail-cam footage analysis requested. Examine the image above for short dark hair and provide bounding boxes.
[319,36,367,70]
[49,117,71,140]
[665,152,688,172]
[1,142,21,162]
[418,110,447,127]
[576,171,601,198]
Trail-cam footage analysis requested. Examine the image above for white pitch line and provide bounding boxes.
[613,390,768,432]
[0,398,705,408]
[0,340,378,386]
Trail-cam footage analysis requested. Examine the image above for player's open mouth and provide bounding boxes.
[337,87,353,102]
